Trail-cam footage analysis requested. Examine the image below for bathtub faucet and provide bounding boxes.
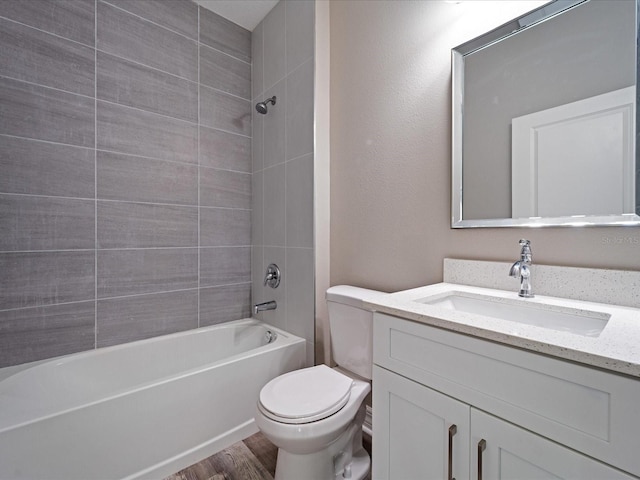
[254,300,277,315]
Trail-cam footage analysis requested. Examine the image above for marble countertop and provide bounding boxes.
[365,282,640,378]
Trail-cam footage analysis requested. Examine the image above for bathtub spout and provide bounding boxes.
[254,300,277,315]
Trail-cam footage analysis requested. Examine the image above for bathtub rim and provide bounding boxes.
[0,318,304,434]
[0,318,294,381]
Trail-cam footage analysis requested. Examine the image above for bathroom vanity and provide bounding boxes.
[367,260,640,479]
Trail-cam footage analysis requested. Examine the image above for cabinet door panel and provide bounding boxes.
[373,366,470,480]
[471,409,637,480]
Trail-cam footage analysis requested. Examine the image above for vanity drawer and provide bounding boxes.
[373,312,640,476]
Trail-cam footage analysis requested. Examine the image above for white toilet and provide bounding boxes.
[255,285,383,480]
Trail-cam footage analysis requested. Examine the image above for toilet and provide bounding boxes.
[255,285,383,480]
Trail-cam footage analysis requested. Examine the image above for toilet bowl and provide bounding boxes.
[255,286,383,480]
[256,365,370,479]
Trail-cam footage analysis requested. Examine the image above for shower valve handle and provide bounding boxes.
[264,263,281,288]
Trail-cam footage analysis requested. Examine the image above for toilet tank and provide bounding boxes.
[326,285,384,380]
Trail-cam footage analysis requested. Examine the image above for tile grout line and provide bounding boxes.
[0,246,244,254]
[0,192,250,211]
[0,282,253,315]
[94,0,98,350]
[0,14,96,50]
[0,10,251,92]
[99,0,199,44]
[197,6,201,329]
[2,137,250,170]
[283,2,288,333]
[100,0,251,65]
[260,16,266,320]
[0,74,248,129]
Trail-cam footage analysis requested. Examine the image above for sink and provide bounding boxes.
[416,292,610,337]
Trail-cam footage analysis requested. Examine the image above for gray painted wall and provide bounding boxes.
[0,0,252,367]
[330,0,640,296]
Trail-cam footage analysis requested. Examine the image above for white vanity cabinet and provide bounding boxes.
[372,312,640,479]
[373,365,470,479]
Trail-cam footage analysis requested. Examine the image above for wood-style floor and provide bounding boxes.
[164,431,372,480]
[164,432,278,480]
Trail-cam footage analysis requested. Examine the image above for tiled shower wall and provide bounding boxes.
[0,0,252,367]
[251,1,316,366]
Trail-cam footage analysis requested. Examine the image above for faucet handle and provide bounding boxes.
[263,263,281,288]
[518,239,532,259]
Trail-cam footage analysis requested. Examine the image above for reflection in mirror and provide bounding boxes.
[451,0,640,228]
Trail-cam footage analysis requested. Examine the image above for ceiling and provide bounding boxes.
[194,0,279,31]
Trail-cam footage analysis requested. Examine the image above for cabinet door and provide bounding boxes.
[471,409,638,480]
[373,366,470,480]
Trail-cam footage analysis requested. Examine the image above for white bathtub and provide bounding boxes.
[0,319,306,480]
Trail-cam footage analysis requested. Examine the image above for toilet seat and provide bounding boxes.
[259,365,354,424]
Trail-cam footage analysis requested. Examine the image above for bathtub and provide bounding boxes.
[0,319,306,480]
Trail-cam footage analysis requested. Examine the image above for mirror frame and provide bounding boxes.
[451,0,640,228]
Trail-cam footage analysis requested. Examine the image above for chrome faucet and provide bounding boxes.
[254,300,277,315]
[509,239,534,298]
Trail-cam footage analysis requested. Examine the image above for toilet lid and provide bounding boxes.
[259,365,353,424]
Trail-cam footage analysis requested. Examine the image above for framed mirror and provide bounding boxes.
[451,0,640,228]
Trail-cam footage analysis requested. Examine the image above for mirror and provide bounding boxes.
[452,0,640,228]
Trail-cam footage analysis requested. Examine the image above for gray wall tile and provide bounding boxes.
[252,8,316,350]
[251,245,264,307]
[97,151,198,205]
[0,0,293,366]
[0,0,95,46]
[97,289,198,347]
[199,7,251,63]
[263,163,286,246]
[0,136,94,198]
[200,86,251,136]
[286,59,314,160]
[200,167,251,209]
[0,251,95,310]
[263,1,286,91]
[285,247,314,340]
[97,248,198,298]
[252,21,264,100]
[200,246,251,287]
[97,201,198,248]
[252,103,264,172]
[286,154,314,248]
[97,1,197,81]
[200,208,250,247]
[200,44,251,99]
[97,101,198,164]
[199,283,251,327]
[0,17,95,96]
[97,51,198,122]
[0,194,95,251]
[258,246,286,330]
[0,77,94,147]
[252,170,264,247]
[102,0,198,40]
[0,301,95,367]
[263,80,285,168]
[200,126,251,172]
[286,0,315,74]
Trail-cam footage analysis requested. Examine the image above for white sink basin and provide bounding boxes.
[417,292,610,337]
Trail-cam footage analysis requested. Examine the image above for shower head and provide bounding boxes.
[255,96,276,114]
